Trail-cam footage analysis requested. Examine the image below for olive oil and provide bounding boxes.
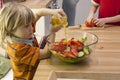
[51,16,68,39]
[51,16,62,26]
[62,17,68,39]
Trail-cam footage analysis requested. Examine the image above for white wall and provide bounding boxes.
[75,0,92,25]
[35,17,45,42]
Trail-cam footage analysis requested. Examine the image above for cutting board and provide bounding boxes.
[68,24,110,30]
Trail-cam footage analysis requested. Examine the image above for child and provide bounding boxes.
[86,0,120,26]
[0,2,65,80]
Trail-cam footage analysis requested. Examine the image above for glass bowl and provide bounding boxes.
[48,31,98,63]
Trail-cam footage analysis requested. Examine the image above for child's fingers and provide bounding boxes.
[55,9,66,18]
[50,25,62,33]
[59,9,66,17]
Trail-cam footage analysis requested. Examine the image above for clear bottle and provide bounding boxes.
[51,16,68,27]
[51,0,68,38]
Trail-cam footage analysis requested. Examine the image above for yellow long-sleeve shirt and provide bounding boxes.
[7,37,40,80]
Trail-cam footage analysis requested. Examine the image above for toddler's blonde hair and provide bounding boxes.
[0,2,35,48]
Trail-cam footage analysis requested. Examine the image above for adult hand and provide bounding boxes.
[86,16,93,23]
[93,18,106,26]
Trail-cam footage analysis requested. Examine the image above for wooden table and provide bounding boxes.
[33,26,120,80]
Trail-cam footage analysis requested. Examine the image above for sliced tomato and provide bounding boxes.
[56,52,65,57]
[67,38,75,46]
[59,42,67,46]
[85,21,94,27]
[63,52,76,58]
[67,38,84,47]
[71,48,78,57]
[77,46,83,51]
[70,45,78,50]
[51,38,86,58]
[59,39,67,46]
[51,45,66,52]
[77,41,84,47]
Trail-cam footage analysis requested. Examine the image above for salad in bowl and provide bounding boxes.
[48,32,98,63]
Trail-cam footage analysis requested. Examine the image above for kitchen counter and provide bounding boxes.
[33,25,120,80]
[20,0,52,8]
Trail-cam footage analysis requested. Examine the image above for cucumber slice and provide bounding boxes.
[83,46,90,54]
[64,46,70,52]
[50,50,57,55]
[63,39,69,44]
[79,37,87,43]
[78,51,84,57]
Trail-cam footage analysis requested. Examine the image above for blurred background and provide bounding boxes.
[35,0,98,38]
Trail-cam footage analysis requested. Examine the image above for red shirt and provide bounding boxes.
[92,0,120,26]
[0,0,2,8]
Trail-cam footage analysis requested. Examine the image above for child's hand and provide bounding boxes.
[50,9,66,33]
[50,25,62,34]
[52,9,66,18]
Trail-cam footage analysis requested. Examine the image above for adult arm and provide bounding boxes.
[94,15,120,26]
[87,5,98,22]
